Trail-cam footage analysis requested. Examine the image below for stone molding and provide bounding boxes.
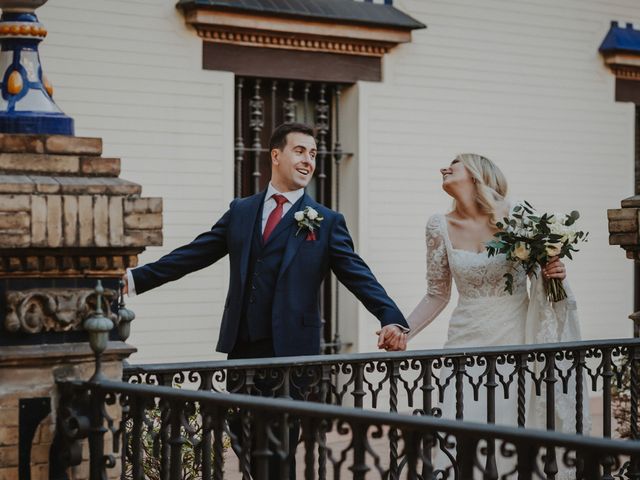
[0,154,121,177]
[0,134,102,156]
[0,176,140,195]
[0,250,140,276]
[4,287,117,334]
[0,341,136,367]
[182,8,414,58]
[602,53,640,80]
[197,26,392,57]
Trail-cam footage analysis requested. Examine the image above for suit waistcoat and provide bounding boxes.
[237,201,298,343]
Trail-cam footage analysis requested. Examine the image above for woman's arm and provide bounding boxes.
[407,215,452,341]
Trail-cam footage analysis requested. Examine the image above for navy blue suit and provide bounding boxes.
[132,190,408,357]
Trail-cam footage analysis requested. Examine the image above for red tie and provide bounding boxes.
[263,194,288,242]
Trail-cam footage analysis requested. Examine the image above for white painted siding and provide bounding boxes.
[35,0,640,362]
[354,0,638,353]
[38,0,234,363]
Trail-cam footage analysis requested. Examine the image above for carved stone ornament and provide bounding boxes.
[178,1,425,58]
[5,288,117,333]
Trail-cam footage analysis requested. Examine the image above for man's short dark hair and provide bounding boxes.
[269,123,315,151]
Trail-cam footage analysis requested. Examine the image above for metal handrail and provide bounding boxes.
[124,338,640,374]
[123,337,640,451]
[73,379,640,451]
[58,378,640,480]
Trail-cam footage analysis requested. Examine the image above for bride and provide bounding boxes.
[406,153,584,477]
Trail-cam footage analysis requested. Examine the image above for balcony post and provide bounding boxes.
[607,195,640,336]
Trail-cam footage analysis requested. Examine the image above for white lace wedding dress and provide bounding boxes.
[407,214,586,478]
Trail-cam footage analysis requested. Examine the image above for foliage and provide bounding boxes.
[122,402,230,480]
[612,358,639,439]
[486,201,588,302]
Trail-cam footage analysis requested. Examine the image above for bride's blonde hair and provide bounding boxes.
[453,153,508,225]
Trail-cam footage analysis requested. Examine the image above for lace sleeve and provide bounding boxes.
[407,215,452,340]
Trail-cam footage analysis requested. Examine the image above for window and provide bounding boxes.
[234,77,347,351]
[234,78,344,203]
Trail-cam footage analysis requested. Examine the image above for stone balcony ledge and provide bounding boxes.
[0,133,101,156]
[0,175,139,195]
[0,153,120,176]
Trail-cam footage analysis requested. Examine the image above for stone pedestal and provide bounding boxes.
[608,195,640,261]
[608,195,640,335]
[0,133,162,479]
[0,342,133,480]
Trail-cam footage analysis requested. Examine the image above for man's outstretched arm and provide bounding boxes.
[124,207,232,296]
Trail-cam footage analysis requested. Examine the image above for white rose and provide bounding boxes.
[515,226,533,239]
[513,242,530,261]
[294,211,305,222]
[550,223,574,243]
[307,208,318,220]
[564,230,577,243]
[545,242,562,257]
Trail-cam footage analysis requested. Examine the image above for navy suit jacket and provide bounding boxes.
[132,191,408,356]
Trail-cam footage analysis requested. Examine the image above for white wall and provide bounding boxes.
[39,0,234,363]
[355,0,638,352]
[37,0,640,361]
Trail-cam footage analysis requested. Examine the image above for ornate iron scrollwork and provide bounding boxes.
[52,383,91,475]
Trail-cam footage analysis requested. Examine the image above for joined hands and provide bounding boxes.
[376,325,408,351]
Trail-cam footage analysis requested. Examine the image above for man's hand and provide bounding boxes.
[121,274,129,295]
[376,325,408,351]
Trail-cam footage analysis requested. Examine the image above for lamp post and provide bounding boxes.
[0,0,73,134]
[117,280,135,342]
[83,281,113,382]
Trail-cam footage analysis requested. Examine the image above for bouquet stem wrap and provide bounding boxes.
[544,277,567,302]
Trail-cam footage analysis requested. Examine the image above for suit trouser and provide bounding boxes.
[228,338,299,480]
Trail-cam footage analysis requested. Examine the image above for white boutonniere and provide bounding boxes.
[294,206,323,240]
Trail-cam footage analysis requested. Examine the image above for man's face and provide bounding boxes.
[271,132,317,192]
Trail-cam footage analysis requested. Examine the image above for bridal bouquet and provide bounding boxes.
[485,201,588,302]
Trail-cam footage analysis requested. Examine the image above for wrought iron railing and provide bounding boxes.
[57,378,640,480]
[125,338,640,443]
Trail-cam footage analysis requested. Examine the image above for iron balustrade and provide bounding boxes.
[56,378,640,480]
[124,338,640,443]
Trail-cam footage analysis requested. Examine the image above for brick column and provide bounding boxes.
[0,133,162,480]
[608,195,640,336]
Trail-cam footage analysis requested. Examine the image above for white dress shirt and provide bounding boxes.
[261,184,304,233]
[127,184,304,297]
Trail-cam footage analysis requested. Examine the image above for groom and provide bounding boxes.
[123,122,409,358]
